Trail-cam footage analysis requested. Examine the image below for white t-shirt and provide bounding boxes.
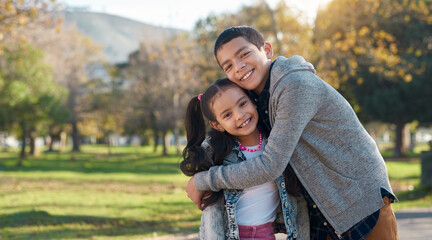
[235,145,280,226]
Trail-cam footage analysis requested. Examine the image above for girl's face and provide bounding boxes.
[209,87,259,143]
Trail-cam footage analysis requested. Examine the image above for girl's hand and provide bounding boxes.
[186,176,204,210]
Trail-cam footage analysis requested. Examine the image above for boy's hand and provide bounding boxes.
[186,176,204,210]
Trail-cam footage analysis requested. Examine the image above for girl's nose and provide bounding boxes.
[235,110,245,121]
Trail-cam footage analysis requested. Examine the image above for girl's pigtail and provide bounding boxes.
[180,96,224,209]
[180,97,212,176]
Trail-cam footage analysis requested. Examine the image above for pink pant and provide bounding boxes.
[238,222,275,240]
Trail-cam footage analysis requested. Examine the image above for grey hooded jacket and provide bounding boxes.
[194,55,395,234]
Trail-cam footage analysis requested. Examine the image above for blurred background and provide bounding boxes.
[0,0,431,239]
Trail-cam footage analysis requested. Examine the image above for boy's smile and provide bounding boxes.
[216,37,273,94]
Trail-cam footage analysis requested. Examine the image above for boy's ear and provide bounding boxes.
[263,42,274,59]
[209,121,225,132]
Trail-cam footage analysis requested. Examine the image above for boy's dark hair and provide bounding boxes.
[214,26,265,63]
[180,78,244,208]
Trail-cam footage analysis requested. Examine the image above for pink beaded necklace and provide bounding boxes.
[238,132,263,152]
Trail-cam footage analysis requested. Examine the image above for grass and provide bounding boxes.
[379,142,430,158]
[386,160,432,211]
[377,141,432,210]
[0,144,431,239]
[0,145,202,240]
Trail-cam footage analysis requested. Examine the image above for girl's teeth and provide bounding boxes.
[240,119,250,127]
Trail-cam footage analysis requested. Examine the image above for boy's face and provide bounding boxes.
[216,37,273,94]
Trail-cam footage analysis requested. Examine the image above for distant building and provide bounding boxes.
[416,127,432,143]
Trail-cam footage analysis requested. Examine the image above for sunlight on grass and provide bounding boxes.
[386,161,432,211]
[387,161,421,180]
[0,145,201,240]
[1,145,431,239]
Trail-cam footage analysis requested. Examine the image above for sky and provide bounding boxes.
[62,0,332,31]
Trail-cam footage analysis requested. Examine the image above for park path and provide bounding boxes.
[143,207,432,240]
[395,207,432,239]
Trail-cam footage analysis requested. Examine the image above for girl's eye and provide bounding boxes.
[223,113,232,119]
[240,101,248,107]
[224,65,232,72]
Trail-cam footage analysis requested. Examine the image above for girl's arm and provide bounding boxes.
[198,196,227,239]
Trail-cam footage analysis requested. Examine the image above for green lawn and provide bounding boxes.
[0,145,431,239]
[0,145,202,240]
[387,160,432,211]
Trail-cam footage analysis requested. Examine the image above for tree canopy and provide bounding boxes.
[314,0,432,156]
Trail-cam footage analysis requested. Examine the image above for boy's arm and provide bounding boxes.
[194,73,326,192]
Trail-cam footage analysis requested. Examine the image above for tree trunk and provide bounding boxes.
[48,135,54,152]
[60,131,67,152]
[162,130,168,156]
[409,131,416,152]
[2,109,9,152]
[173,92,181,156]
[19,121,28,164]
[174,127,181,156]
[153,130,159,153]
[46,135,52,151]
[394,120,407,158]
[71,118,80,152]
[107,135,112,155]
[47,125,55,152]
[68,86,80,152]
[402,123,411,153]
[2,132,8,152]
[29,127,36,155]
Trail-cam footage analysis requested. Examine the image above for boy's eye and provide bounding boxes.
[223,112,232,118]
[242,51,250,57]
[240,100,248,107]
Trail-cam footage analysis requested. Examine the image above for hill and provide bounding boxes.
[64,11,184,64]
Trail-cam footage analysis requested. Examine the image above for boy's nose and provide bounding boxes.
[235,60,246,72]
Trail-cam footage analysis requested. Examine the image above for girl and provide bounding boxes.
[180,78,308,240]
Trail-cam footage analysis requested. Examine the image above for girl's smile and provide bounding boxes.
[239,118,252,128]
[209,87,260,146]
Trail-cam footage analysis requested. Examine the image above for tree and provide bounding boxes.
[34,24,104,152]
[41,98,70,152]
[0,0,66,156]
[192,0,313,86]
[314,0,432,157]
[233,0,313,59]
[80,65,128,154]
[0,0,61,51]
[0,43,65,162]
[125,34,199,155]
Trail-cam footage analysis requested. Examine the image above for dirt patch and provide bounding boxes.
[140,233,198,240]
[0,177,180,194]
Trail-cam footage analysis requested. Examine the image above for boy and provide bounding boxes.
[186,26,398,239]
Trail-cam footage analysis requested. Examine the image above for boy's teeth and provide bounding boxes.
[242,71,252,80]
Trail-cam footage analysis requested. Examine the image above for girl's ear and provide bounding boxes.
[209,121,225,132]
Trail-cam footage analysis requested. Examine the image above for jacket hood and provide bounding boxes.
[270,56,316,90]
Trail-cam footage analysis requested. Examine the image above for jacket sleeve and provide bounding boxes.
[194,72,327,191]
[198,197,227,240]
